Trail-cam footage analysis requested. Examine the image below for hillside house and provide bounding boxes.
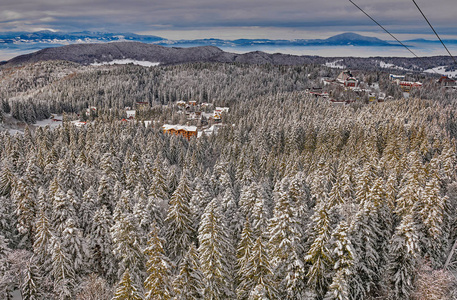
[389,74,406,81]
[337,70,353,84]
[85,106,97,116]
[126,110,136,119]
[399,81,422,91]
[162,124,198,140]
[438,76,456,87]
[344,77,358,88]
[71,120,87,127]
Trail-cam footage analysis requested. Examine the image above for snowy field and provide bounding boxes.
[91,59,160,67]
[424,66,457,78]
[34,114,64,128]
[324,59,346,69]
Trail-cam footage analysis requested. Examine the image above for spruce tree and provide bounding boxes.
[173,243,204,300]
[112,269,143,300]
[198,198,235,299]
[388,214,419,300]
[164,170,194,267]
[143,224,174,300]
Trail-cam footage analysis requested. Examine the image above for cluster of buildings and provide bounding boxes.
[166,100,229,139]
[389,74,423,92]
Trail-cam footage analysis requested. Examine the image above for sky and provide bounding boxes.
[1,0,456,41]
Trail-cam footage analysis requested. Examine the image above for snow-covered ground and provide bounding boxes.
[424,66,457,78]
[324,59,346,69]
[34,114,64,128]
[91,59,160,67]
[379,61,408,70]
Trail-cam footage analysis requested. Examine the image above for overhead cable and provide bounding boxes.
[411,0,457,65]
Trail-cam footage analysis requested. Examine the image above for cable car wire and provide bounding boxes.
[411,0,457,65]
[348,0,419,58]
[349,0,440,75]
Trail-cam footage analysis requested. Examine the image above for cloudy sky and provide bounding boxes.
[1,0,456,40]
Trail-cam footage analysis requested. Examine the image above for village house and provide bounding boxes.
[70,120,87,127]
[438,76,456,87]
[162,124,198,140]
[126,110,136,119]
[399,81,422,92]
[85,106,97,116]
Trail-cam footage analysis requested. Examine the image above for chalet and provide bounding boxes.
[189,100,197,106]
[368,93,376,102]
[162,124,198,140]
[389,74,406,81]
[177,101,186,107]
[399,81,422,91]
[71,120,87,127]
[337,70,353,84]
[214,107,229,121]
[344,77,358,88]
[336,70,358,88]
[85,106,97,116]
[126,110,136,119]
[438,76,456,87]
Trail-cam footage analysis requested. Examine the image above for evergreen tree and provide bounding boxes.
[164,170,194,267]
[111,213,144,286]
[143,224,174,300]
[420,177,448,268]
[305,203,333,298]
[89,205,116,283]
[61,218,88,276]
[388,214,419,300]
[112,269,143,300]
[50,236,76,300]
[198,199,235,299]
[21,259,42,300]
[324,221,355,300]
[173,243,204,300]
[268,186,306,298]
[237,234,278,300]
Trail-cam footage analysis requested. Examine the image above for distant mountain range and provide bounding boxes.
[1,42,320,67]
[0,31,402,53]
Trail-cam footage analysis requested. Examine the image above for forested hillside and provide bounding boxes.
[0,61,456,299]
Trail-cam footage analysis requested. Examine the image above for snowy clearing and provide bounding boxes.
[424,66,457,78]
[91,59,160,67]
[379,61,408,70]
[324,59,346,69]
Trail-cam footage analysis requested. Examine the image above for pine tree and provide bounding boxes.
[111,212,144,286]
[21,259,42,300]
[198,198,235,299]
[305,203,333,298]
[420,177,448,268]
[237,218,253,285]
[13,176,36,242]
[164,170,194,267]
[143,224,174,300]
[388,214,419,300]
[173,243,204,300]
[50,236,76,300]
[268,186,306,298]
[237,234,278,300]
[112,269,143,300]
[89,205,117,283]
[33,208,52,270]
[61,218,89,276]
[189,179,211,234]
[324,221,355,300]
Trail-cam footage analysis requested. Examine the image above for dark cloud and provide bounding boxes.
[0,0,455,39]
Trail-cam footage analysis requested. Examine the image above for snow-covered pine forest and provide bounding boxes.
[1,61,457,299]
